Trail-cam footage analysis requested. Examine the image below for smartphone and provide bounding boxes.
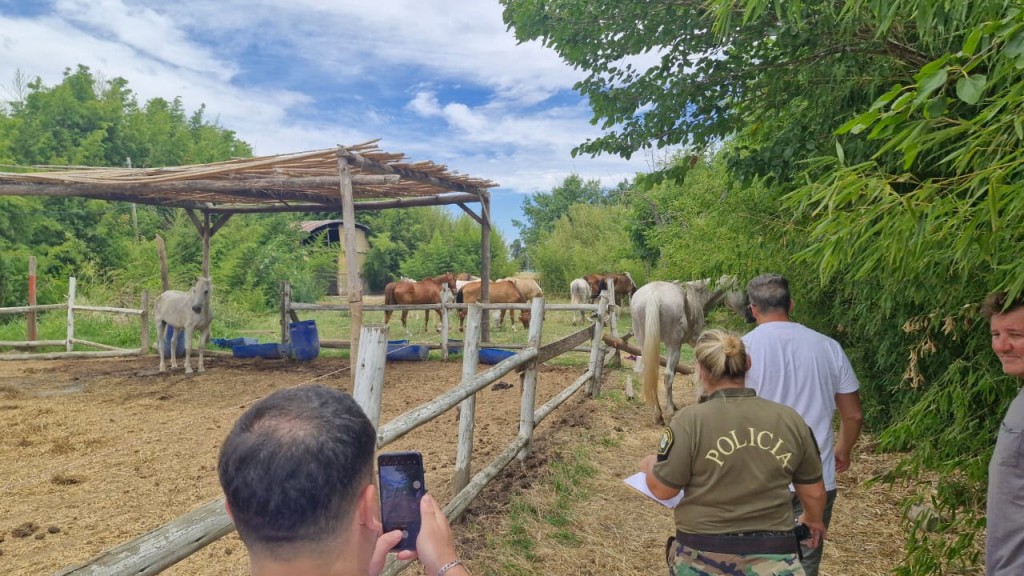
[377,451,426,551]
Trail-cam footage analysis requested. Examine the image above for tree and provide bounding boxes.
[513,174,610,249]
[500,0,1003,185]
[531,203,642,294]
[505,2,1022,572]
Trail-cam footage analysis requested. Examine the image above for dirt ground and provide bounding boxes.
[0,354,910,575]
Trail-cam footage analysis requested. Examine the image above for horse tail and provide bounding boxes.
[456,287,465,304]
[642,294,661,407]
[625,271,637,294]
[384,282,396,306]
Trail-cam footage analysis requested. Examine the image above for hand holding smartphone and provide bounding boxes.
[377,451,426,551]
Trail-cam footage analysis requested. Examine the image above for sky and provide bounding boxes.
[0,0,664,241]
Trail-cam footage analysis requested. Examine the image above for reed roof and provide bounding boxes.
[0,141,496,213]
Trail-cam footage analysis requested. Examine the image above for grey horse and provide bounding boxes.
[631,275,752,424]
[155,276,213,373]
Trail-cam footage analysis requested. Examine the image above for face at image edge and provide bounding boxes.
[991,306,1024,378]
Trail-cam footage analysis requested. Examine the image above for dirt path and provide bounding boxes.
[0,356,908,575]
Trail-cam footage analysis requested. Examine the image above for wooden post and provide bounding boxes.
[440,292,450,361]
[454,304,482,495]
[66,277,76,353]
[587,290,609,397]
[201,211,211,279]
[518,296,545,462]
[140,290,150,355]
[337,155,363,386]
[353,325,388,430]
[480,191,491,343]
[608,278,622,368]
[155,234,170,291]
[280,281,292,344]
[27,256,37,341]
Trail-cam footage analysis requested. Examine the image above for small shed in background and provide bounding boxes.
[300,220,371,295]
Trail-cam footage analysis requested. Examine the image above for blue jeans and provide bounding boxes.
[790,489,837,576]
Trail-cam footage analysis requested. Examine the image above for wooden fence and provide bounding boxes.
[55,291,618,575]
[278,280,606,360]
[0,276,149,360]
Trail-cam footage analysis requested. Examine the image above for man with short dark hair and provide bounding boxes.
[980,291,1024,576]
[218,384,468,576]
[742,273,864,576]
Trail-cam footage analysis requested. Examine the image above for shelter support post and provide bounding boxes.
[280,281,292,344]
[337,154,363,386]
[480,190,491,343]
[518,297,545,462]
[454,304,483,495]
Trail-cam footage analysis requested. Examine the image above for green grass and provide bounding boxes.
[478,439,604,575]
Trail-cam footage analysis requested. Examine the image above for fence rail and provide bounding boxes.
[0,276,149,360]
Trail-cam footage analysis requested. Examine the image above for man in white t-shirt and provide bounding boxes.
[742,273,863,576]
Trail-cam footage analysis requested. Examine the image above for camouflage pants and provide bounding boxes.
[667,540,805,576]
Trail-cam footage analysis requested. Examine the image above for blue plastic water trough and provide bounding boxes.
[386,340,430,361]
[233,343,290,359]
[479,348,516,365]
[211,337,258,349]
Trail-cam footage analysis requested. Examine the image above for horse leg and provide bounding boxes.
[400,310,408,329]
[170,326,180,369]
[158,321,167,372]
[197,326,209,372]
[385,309,393,325]
[183,326,194,373]
[423,309,430,333]
[663,346,682,419]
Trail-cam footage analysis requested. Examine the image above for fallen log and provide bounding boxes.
[601,334,693,375]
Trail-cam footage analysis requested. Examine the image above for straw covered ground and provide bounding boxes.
[0,355,911,575]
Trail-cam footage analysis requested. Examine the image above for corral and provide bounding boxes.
[0,352,910,576]
[0,354,586,575]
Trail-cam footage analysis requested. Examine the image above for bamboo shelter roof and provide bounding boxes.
[0,141,497,213]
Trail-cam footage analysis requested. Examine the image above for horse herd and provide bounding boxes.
[153,271,755,426]
[382,272,544,332]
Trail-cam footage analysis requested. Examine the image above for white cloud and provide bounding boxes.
[0,0,661,237]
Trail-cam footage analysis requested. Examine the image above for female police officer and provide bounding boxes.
[638,329,828,576]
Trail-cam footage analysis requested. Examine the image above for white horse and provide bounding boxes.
[631,275,752,424]
[569,278,592,325]
[155,276,213,373]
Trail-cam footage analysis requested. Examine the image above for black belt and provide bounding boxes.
[675,531,799,555]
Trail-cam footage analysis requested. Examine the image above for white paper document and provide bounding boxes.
[623,472,684,508]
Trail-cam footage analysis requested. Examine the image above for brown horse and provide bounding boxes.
[455,280,528,331]
[598,272,638,305]
[584,274,605,299]
[496,277,543,327]
[386,272,456,330]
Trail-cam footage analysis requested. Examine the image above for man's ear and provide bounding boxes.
[357,483,382,532]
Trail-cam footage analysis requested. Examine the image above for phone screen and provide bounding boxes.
[377,451,425,551]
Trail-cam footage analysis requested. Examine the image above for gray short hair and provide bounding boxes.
[746,273,790,313]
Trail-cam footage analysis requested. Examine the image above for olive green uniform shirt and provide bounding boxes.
[653,388,822,534]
